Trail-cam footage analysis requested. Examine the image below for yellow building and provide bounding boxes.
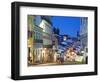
[28,15,43,65]
[27,15,34,65]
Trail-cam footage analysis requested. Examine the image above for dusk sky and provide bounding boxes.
[51,16,81,37]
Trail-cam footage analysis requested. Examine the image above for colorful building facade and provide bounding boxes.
[28,15,34,65]
[28,15,43,65]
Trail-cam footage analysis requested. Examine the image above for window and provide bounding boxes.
[28,47,30,56]
[28,31,32,38]
[37,32,38,40]
[38,33,40,40]
[34,32,35,40]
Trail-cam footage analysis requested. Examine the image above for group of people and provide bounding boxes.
[66,47,77,62]
[54,47,78,64]
[28,47,79,65]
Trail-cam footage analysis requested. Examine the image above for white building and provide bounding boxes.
[39,16,53,62]
[39,16,52,46]
[33,16,43,63]
[80,17,88,63]
[80,17,88,50]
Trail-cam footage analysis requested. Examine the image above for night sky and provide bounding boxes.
[51,16,81,37]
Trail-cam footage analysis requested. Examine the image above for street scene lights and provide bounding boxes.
[27,15,88,66]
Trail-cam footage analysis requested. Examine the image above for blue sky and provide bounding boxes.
[51,16,81,37]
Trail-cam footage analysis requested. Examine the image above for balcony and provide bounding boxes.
[34,39,43,43]
[43,45,53,48]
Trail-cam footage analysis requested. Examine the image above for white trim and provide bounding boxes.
[20,6,94,76]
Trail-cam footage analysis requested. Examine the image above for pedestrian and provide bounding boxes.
[60,52,64,64]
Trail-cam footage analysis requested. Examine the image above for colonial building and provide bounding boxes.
[52,27,60,51]
[80,17,88,62]
[28,15,43,65]
[52,27,59,62]
[33,16,43,63]
[28,15,34,65]
[80,17,88,50]
[39,16,53,63]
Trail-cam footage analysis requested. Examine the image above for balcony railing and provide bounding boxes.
[34,39,43,43]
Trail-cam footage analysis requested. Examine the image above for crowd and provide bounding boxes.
[54,47,78,64]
